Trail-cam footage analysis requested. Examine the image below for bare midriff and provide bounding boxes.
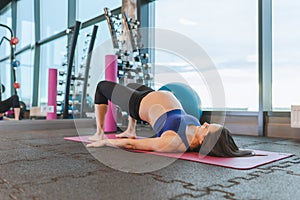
[138,91,183,126]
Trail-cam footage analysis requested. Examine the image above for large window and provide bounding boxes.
[39,36,68,105]
[13,0,34,107]
[16,0,34,50]
[0,61,11,99]
[75,21,112,102]
[40,0,68,39]
[6,0,297,115]
[0,6,12,98]
[0,6,12,59]
[154,0,258,111]
[272,0,300,111]
[16,50,34,107]
[76,0,121,22]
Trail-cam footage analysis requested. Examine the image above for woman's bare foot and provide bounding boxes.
[115,130,136,139]
[88,132,104,141]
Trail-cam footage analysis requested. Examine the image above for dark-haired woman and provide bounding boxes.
[87,81,253,157]
[0,94,20,120]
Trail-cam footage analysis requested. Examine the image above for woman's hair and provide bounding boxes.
[199,126,253,157]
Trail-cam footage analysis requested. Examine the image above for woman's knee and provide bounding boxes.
[97,80,107,89]
[11,94,19,101]
[11,95,20,108]
[95,81,105,94]
[94,81,113,105]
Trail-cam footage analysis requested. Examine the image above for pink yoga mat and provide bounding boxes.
[64,134,293,170]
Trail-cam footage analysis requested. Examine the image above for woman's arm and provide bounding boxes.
[87,134,185,152]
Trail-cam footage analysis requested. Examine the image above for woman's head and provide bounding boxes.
[198,123,253,157]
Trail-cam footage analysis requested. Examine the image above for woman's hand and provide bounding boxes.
[86,140,106,148]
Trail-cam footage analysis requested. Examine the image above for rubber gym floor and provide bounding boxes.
[1,119,300,200]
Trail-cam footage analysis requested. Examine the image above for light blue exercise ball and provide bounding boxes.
[159,82,202,119]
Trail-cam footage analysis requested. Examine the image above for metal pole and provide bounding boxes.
[258,0,272,136]
[63,21,81,118]
[80,25,98,118]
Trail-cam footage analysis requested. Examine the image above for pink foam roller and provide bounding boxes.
[46,68,57,120]
[104,55,118,132]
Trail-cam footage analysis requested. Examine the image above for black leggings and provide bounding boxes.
[94,81,154,120]
[0,95,20,113]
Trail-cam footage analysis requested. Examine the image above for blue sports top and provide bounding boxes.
[153,109,201,150]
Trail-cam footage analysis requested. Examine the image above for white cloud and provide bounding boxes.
[246,54,258,62]
[178,18,197,26]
